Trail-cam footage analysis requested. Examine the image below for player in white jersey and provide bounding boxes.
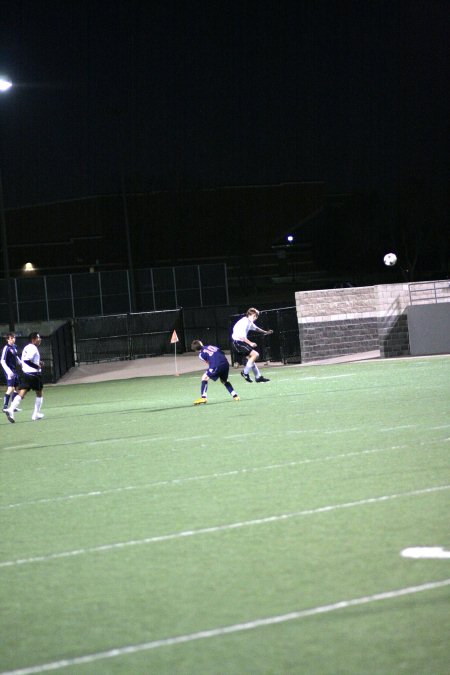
[231,307,273,383]
[6,332,45,423]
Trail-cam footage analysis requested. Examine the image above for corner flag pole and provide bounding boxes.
[170,330,179,376]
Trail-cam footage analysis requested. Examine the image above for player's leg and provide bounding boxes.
[3,384,14,411]
[234,342,255,382]
[194,373,209,405]
[32,386,44,420]
[6,387,27,423]
[219,366,240,401]
[243,348,260,381]
[245,349,270,382]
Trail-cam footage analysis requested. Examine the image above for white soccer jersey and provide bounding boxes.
[231,316,257,340]
[21,343,41,374]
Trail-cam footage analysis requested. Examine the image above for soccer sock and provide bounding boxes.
[4,394,10,408]
[252,364,261,378]
[10,394,22,411]
[223,381,236,397]
[201,381,208,397]
[34,396,43,413]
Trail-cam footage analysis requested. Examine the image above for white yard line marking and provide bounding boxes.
[1,485,448,569]
[299,374,353,381]
[0,445,409,510]
[2,444,41,451]
[401,546,450,559]
[1,578,449,675]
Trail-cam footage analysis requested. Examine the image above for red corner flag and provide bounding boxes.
[170,330,179,344]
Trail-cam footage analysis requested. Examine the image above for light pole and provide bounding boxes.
[0,76,15,331]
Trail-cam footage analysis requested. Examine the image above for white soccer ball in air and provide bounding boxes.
[383,252,397,267]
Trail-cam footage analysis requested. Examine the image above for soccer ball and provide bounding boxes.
[383,252,397,267]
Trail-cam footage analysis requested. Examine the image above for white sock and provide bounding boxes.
[34,397,43,414]
[10,394,22,412]
[252,364,261,378]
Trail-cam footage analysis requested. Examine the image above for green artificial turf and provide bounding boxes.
[1,356,449,674]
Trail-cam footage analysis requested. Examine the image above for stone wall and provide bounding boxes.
[295,283,411,362]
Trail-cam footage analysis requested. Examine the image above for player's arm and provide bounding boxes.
[251,322,273,336]
[1,350,13,378]
[23,359,40,370]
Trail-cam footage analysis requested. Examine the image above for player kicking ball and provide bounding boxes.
[191,340,240,405]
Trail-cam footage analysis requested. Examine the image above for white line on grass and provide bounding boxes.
[0,445,409,510]
[1,484,448,569]
[380,425,417,432]
[1,578,449,675]
[301,374,354,381]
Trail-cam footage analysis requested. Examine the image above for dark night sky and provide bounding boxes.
[0,0,449,209]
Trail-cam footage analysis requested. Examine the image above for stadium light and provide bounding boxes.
[0,77,13,92]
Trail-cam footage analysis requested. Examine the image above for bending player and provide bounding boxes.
[191,340,240,405]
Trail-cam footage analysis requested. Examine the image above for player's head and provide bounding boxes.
[5,332,15,343]
[246,307,259,319]
[191,339,203,352]
[29,332,41,345]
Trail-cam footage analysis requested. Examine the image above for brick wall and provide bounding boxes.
[295,284,411,362]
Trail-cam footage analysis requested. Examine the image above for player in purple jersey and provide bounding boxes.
[1,333,21,413]
[191,340,240,405]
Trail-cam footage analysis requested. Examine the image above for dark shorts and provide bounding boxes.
[232,340,255,356]
[4,373,19,388]
[19,372,43,392]
[206,363,230,382]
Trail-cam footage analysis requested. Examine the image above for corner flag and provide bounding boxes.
[170,330,179,344]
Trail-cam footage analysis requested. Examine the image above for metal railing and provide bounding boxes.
[408,280,450,305]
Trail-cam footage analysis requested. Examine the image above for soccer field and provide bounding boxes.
[1,356,449,674]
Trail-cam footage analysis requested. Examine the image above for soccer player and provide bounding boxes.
[1,333,21,413]
[6,332,45,423]
[191,340,240,405]
[231,307,273,383]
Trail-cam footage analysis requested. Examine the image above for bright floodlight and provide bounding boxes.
[0,77,13,92]
[286,235,294,243]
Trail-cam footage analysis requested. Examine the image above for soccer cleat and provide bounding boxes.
[5,410,15,423]
[241,371,253,383]
[193,398,207,405]
[233,395,240,401]
[32,412,45,421]
[2,407,7,413]
[255,375,270,383]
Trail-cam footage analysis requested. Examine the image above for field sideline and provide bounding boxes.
[1,355,449,673]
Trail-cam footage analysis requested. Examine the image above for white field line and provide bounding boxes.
[2,433,214,456]
[1,484,449,569]
[301,374,354,381]
[5,426,449,476]
[0,444,409,510]
[1,578,449,675]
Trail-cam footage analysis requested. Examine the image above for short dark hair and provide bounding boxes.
[5,332,15,340]
[29,332,40,341]
[191,339,203,351]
